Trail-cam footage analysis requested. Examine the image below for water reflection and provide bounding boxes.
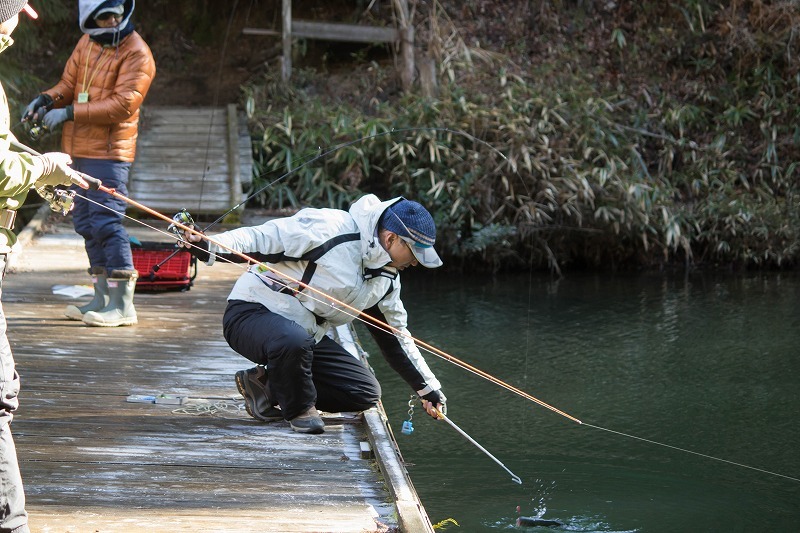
[358,271,800,532]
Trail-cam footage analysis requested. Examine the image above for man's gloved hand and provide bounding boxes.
[33,152,79,188]
[21,94,54,123]
[182,234,211,262]
[42,106,74,130]
[422,389,447,418]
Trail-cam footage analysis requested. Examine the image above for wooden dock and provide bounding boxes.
[3,208,433,532]
[129,105,253,217]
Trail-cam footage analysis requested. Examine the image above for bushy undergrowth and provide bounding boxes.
[4,0,796,273]
[244,0,799,273]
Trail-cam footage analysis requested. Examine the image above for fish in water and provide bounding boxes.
[516,516,563,528]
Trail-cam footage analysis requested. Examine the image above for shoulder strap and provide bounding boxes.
[294,232,361,292]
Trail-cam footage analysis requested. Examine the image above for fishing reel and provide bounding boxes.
[24,105,53,141]
[35,185,76,216]
[167,208,196,244]
[28,123,49,140]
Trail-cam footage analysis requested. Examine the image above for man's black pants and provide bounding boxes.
[222,300,381,420]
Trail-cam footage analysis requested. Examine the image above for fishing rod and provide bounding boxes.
[68,189,800,486]
[19,138,798,485]
[431,406,522,485]
[10,135,578,424]
[92,180,583,425]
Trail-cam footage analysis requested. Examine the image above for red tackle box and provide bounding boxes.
[131,241,197,291]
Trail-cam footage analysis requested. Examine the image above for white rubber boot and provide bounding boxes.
[82,270,138,327]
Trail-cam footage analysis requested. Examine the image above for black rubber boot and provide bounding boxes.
[65,267,108,320]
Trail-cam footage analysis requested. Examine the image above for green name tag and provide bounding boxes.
[77,92,89,103]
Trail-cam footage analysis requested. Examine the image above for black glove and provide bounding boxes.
[22,94,54,123]
[422,389,447,410]
[185,237,210,262]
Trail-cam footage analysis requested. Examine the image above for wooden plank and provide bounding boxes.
[5,224,407,531]
[245,21,399,43]
[130,106,252,216]
[397,0,415,92]
[129,195,231,206]
[139,125,227,137]
[242,27,281,37]
[128,174,229,183]
[133,146,229,158]
[129,190,232,201]
[293,20,399,43]
[129,168,229,179]
[142,109,229,121]
[136,138,230,149]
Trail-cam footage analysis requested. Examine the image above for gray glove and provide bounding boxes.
[34,153,78,188]
[42,106,73,130]
[21,94,54,123]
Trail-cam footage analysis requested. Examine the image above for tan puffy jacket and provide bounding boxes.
[44,32,155,162]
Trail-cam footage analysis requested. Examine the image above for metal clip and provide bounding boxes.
[401,394,416,435]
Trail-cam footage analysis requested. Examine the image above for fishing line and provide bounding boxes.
[151,126,503,267]
[582,422,800,483]
[16,137,800,485]
[74,192,800,485]
[198,126,508,234]
[194,0,241,213]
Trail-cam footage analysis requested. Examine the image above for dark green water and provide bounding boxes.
[357,271,800,532]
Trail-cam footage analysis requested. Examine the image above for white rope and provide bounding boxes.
[172,399,246,417]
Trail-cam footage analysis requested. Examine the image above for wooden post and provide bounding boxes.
[395,0,415,92]
[281,0,292,82]
[225,104,243,222]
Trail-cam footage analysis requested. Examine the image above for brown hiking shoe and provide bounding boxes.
[289,407,325,434]
[235,366,283,422]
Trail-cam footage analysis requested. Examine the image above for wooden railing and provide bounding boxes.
[243,0,415,91]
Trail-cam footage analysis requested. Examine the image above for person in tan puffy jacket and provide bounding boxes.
[22,0,155,327]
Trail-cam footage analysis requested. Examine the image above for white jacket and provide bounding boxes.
[207,194,442,398]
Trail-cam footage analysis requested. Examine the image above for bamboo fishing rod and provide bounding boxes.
[12,137,579,423]
[67,177,582,426]
[79,183,800,486]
